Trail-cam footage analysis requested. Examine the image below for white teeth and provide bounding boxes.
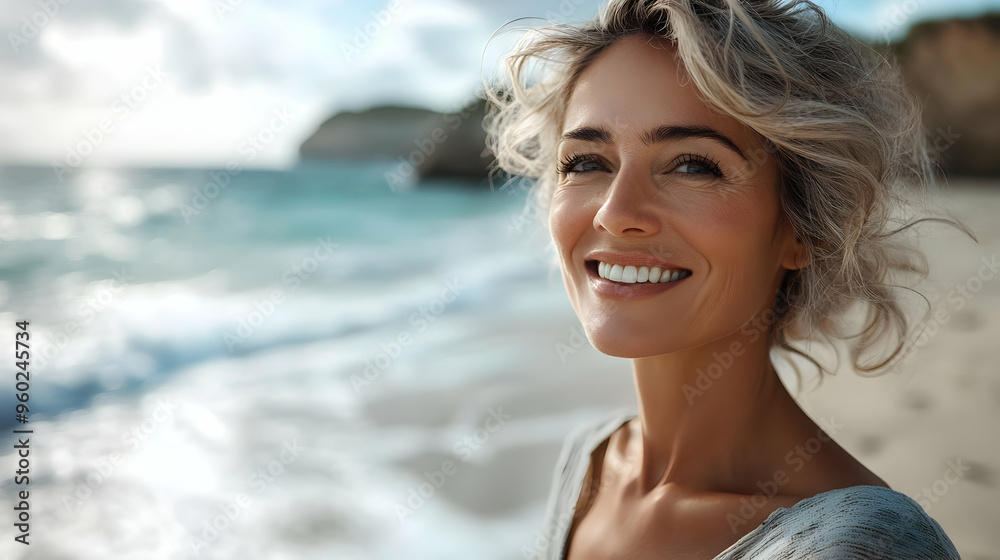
[609,264,624,282]
[622,265,638,283]
[596,261,688,284]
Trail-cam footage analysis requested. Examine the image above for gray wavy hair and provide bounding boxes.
[482,0,976,385]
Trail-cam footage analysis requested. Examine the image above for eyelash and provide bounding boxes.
[556,153,723,178]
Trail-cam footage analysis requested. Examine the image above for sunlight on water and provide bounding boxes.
[0,163,635,559]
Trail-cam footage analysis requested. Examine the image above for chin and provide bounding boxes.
[583,323,678,359]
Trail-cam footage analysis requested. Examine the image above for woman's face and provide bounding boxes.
[551,35,806,358]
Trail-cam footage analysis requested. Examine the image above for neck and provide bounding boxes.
[629,319,800,493]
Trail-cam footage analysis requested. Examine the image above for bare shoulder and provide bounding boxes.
[776,410,891,494]
[809,434,891,491]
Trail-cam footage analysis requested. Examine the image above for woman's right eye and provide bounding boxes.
[557,154,605,175]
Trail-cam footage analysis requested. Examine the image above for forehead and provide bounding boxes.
[562,35,754,145]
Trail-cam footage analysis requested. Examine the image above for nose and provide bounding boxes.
[593,165,661,237]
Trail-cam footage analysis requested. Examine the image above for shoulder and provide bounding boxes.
[549,407,636,484]
[731,485,962,560]
[535,408,638,558]
[565,407,637,450]
[557,407,637,475]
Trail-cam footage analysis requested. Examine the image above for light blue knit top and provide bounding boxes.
[537,407,962,559]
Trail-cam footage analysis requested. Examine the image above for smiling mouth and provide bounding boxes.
[586,260,692,284]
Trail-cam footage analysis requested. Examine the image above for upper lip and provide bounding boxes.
[585,251,690,271]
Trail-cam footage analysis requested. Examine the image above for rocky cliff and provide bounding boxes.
[887,13,1000,176]
[298,99,491,186]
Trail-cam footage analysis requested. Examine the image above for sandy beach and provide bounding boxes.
[783,178,1000,559]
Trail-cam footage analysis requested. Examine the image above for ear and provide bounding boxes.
[779,218,810,271]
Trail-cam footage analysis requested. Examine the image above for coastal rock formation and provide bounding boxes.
[298,99,491,187]
[889,14,1000,176]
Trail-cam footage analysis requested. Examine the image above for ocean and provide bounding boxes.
[0,163,637,559]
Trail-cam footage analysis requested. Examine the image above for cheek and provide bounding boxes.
[548,188,590,256]
[674,184,779,256]
[677,190,783,322]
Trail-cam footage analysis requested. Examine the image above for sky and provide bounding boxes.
[1,0,998,170]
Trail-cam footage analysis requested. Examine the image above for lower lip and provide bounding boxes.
[587,266,690,300]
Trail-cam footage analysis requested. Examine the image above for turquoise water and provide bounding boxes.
[0,163,612,559]
[0,163,535,424]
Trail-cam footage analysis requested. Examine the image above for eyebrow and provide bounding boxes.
[560,124,748,161]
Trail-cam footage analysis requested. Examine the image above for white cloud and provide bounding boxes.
[0,0,997,168]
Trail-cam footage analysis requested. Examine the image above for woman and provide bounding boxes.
[484,0,973,558]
